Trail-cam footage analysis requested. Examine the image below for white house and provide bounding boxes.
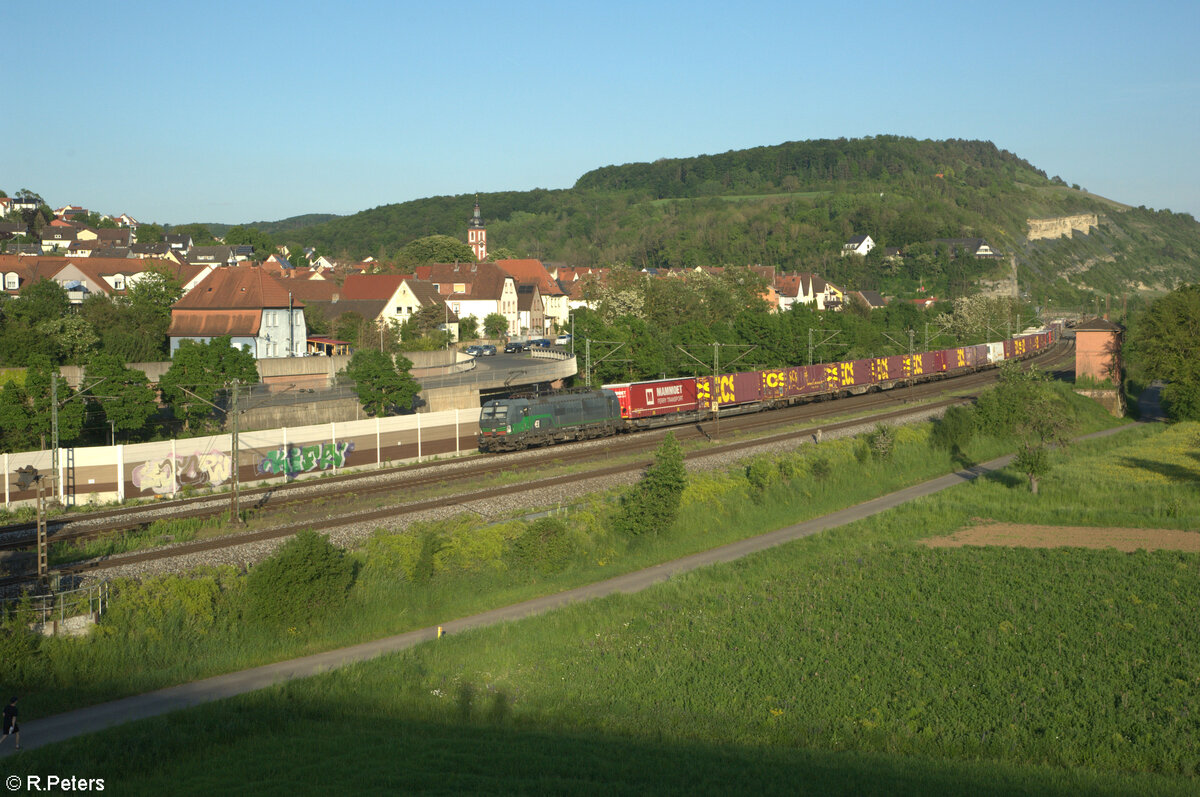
[841,234,875,257]
[168,267,307,358]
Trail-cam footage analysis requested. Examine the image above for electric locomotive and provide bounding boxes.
[477,389,622,452]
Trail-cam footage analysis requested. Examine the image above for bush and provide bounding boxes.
[930,405,975,453]
[867,424,895,461]
[809,455,832,481]
[1163,379,1200,421]
[508,517,575,575]
[0,593,41,681]
[745,459,776,495]
[101,570,232,640]
[246,531,355,627]
[614,433,687,536]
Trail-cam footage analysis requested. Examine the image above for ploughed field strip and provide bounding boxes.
[923,523,1200,552]
[0,342,1071,587]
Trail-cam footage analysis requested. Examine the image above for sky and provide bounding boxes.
[5,0,1198,225]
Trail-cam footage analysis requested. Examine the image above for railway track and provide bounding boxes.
[1,342,1073,587]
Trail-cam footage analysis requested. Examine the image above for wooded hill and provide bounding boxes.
[268,136,1200,308]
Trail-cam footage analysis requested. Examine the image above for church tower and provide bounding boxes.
[467,198,487,261]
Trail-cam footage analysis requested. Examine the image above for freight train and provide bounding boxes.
[477,330,1056,452]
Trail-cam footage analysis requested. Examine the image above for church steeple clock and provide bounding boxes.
[467,197,487,261]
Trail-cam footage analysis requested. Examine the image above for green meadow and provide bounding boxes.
[7,418,1199,794]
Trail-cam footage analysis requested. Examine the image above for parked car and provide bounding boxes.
[555,334,572,345]
[504,341,526,353]
[479,344,497,356]
[465,345,483,356]
[529,338,552,348]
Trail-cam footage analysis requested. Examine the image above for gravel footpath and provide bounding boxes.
[79,406,947,583]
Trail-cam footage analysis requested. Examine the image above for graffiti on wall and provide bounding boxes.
[131,452,232,495]
[257,441,354,476]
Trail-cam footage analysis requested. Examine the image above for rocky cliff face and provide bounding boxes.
[1026,214,1099,240]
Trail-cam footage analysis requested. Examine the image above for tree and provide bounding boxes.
[168,224,217,246]
[224,226,277,261]
[458,315,479,341]
[614,432,687,535]
[79,268,184,363]
[394,235,476,267]
[36,314,99,365]
[486,246,521,260]
[22,356,85,450]
[483,312,509,339]
[134,222,165,243]
[342,350,421,416]
[159,337,258,432]
[85,352,158,441]
[980,366,1073,494]
[0,381,33,453]
[1128,284,1200,420]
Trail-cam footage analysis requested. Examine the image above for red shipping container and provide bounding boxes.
[615,377,699,418]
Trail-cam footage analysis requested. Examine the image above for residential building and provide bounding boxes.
[416,261,519,335]
[842,234,875,257]
[496,258,568,333]
[168,267,307,358]
[933,238,999,258]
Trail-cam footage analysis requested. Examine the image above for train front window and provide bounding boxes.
[481,405,508,421]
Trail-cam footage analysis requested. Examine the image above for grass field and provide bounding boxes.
[7,422,1198,794]
[9,391,1121,718]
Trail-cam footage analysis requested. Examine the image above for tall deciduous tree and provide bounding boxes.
[342,350,420,417]
[0,380,33,453]
[159,336,258,432]
[134,222,165,243]
[85,352,158,441]
[395,235,476,267]
[1129,284,1200,420]
[0,279,72,366]
[224,226,277,261]
[22,355,85,450]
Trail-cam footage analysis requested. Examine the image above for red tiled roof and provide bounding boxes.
[416,262,513,301]
[495,259,564,295]
[168,310,263,337]
[340,273,406,301]
[175,267,304,310]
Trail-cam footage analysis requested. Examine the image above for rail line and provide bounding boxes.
[0,343,1073,585]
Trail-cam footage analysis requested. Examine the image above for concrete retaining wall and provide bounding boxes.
[1075,388,1126,417]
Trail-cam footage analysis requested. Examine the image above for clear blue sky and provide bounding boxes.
[5,0,1198,224]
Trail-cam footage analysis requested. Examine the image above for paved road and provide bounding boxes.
[0,422,1142,756]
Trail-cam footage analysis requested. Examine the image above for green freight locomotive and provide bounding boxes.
[477,389,622,452]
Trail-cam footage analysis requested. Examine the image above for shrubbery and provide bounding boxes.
[101,568,236,640]
[614,433,687,536]
[0,594,41,681]
[507,517,576,575]
[246,531,355,627]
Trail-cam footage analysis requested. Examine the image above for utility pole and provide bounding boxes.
[713,342,720,440]
[51,376,58,486]
[675,343,756,442]
[15,467,48,584]
[230,379,240,524]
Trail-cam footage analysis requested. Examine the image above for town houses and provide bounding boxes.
[1,195,983,360]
